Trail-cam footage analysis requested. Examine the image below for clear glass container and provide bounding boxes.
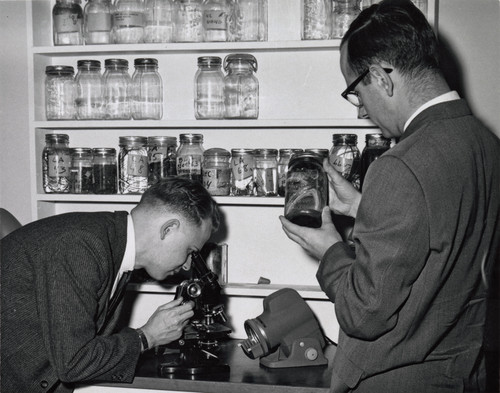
[53,0,84,45]
[223,53,259,119]
[84,0,112,44]
[302,0,332,40]
[45,65,77,120]
[230,148,254,196]
[148,136,177,185]
[278,148,303,197]
[92,147,117,194]
[329,133,361,189]
[284,152,328,228]
[360,133,391,190]
[131,58,163,120]
[175,0,203,42]
[194,56,225,119]
[202,0,230,42]
[70,147,93,194]
[332,0,361,39]
[144,0,176,42]
[42,134,71,194]
[119,136,149,194]
[112,0,145,44]
[232,0,268,42]
[176,133,205,183]
[253,148,278,196]
[75,60,104,120]
[203,148,231,196]
[103,59,131,120]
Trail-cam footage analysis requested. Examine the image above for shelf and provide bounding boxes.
[128,282,328,300]
[36,194,285,206]
[32,40,342,56]
[34,119,377,129]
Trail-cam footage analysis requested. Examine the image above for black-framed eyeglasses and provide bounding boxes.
[341,68,393,107]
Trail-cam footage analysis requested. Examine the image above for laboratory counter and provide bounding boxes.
[96,339,337,393]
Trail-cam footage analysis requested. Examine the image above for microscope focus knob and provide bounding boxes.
[305,347,318,361]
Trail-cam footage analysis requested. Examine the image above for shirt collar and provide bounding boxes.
[404,91,460,131]
[110,213,135,297]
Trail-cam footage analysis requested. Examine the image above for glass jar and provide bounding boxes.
[278,148,303,197]
[131,58,163,120]
[223,53,259,119]
[84,0,112,44]
[45,65,77,120]
[176,133,205,183]
[70,147,93,194]
[332,0,361,39]
[75,60,104,120]
[233,0,268,42]
[305,148,329,160]
[203,148,231,196]
[103,59,131,120]
[230,148,254,196]
[284,152,328,228]
[329,133,361,189]
[175,0,203,43]
[52,0,84,45]
[92,147,117,194]
[147,136,177,185]
[302,0,332,40]
[118,136,149,194]
[202,0,230,42]
[112,0,145,44]
[144,0,176,43]
[194,56,225,119]
[42,134,71,193]
[253,148,278,196]
[360,133,391,190]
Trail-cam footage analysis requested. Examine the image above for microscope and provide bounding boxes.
[157,251,231,376]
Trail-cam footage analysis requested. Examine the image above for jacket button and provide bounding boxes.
[40,380,49,388]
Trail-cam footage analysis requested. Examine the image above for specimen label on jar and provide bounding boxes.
[203,11,227,30]
[48,154,71,176]
[126,154,148,176]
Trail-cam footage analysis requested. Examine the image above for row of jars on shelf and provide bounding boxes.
[53,0,268,46]
[44,54,259,121]
[42,132,391,196]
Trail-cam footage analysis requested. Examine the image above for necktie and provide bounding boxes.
[99,271,132,334]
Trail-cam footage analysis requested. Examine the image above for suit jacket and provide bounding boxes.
[317,100,500,392]
[1,211,141,393]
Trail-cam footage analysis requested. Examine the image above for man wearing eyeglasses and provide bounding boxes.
[280,1,499,392]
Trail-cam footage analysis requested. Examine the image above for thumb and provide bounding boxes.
[321,206,333,226]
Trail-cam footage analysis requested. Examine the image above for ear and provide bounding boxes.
[160,219,180,240]
[369,65,394,97]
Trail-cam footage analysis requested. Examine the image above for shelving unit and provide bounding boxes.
[26,0,438,342]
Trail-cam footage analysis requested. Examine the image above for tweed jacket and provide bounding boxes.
[1,211,141,393]
[317,100,500,392]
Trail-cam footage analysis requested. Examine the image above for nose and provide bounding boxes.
[357,105,369,119]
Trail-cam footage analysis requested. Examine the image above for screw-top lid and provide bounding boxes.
[365,133,391,147]
[253,148,278,156]
[45,66,75,76]
[119,136,148,147]
[204,148,231,158]
[332,133,357,145]
[197,56,222,67]
[92,147,116,156]
[104,59,129,69]
[224,53,258,72]
[288,151,324,167]
[77,60,101,70]
[134,58,159,67]
[179,133,204,143]
[45,133,69,143]
[70,147,93,156]
[231,148,254,156]
[279,148,303,157]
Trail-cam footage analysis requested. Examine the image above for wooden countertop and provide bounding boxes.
[96,339,336,393]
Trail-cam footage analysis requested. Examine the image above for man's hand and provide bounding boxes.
[140,297,195,348]
[279,207,342,260]
[324,159,361,218]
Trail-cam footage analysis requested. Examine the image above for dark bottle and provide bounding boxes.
[284,152,328,228]
[360,133,391,190]
[147,136,177,185]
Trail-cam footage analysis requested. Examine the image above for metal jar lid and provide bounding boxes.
[224,53,258,72]
[179,133,204,143]
[119,136,148,147]
[45,65,75,76]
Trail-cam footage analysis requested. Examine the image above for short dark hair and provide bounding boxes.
[139,177,221,231]
[341,0,440,80]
